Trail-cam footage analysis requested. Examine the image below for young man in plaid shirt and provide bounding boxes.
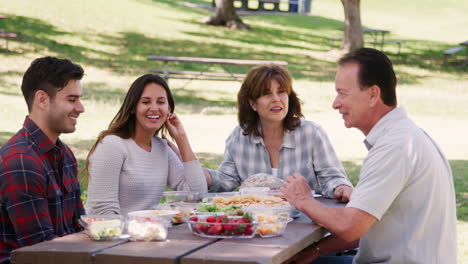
[0,57,86,263]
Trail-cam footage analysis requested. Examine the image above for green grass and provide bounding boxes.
[1,0,467,262]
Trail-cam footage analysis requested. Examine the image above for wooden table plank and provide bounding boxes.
[180,222,326,264]
[11,232,127,264]
[180,197,344,264]
[94,223,219,264]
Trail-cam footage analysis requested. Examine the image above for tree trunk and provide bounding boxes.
[341,0,363,52]
[202,0,250,30]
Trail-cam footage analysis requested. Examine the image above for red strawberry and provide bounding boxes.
[207,224,223,235]
[216,215,228,223]
[245,227,254,236]
[206,216,216,223]
[189,216,198,222]
[238,218,247,223]
[193,223,205,233]
[223,220,235,232]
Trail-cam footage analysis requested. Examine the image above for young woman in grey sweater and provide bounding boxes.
[84,74,207,216]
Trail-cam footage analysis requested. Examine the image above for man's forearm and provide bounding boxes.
[297,198,356,241]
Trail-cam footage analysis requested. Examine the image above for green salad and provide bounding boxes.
[196,203,243,216]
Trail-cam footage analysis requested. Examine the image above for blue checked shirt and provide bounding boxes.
[208,120,352,197]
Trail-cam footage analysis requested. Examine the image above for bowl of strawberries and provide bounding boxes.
[187,213,257,239]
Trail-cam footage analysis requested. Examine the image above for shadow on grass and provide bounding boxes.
[1,7,466,91]
[0,131,15,147]
[81,80,237,114]
[172,88,236,113]
[83,82,126,103]
[0,70,23,96]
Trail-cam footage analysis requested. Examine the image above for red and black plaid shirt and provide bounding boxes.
[0,117,85,263]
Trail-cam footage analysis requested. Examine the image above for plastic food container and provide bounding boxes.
[79,215,124,241]
[127,210,178,226]
[240,173,284,189]
[194,202,244,217]
[255,215,293,238]
[193,210,227,217]
[202,192,240,201]
[239,187,270,195]
[187,214,258,239]
[155,202,198,224]
[162,191,202,203]
[126,211,172,241]
[242,205,295,218]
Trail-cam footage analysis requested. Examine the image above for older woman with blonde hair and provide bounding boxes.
[205,64,352,201]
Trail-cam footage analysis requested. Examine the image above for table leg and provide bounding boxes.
[381,33,385,51]
[163,62,169,81]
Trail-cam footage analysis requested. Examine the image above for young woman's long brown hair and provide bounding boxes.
[84,74,175,178]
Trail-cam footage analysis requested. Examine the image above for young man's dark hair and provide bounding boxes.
[338,48,397,107]
[21,56,84,112]
[0,57,85,264]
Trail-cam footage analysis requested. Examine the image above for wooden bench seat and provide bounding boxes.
[443,46,464,55]
[147,56,288,82]
[326,37,404,54]
[443,46,465,64]
[370,40,405,54]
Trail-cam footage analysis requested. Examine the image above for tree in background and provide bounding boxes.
[341,0,363,52]
[203,0,250,30]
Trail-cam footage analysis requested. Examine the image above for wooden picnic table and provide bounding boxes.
[11,197,344,264]
[363,28,390,50]
[362,28,405,54]
[147,55,288,82]
[0,14,18,51]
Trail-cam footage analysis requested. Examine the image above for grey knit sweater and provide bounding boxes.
[84,135,207,216]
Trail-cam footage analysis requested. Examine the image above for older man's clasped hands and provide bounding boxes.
[280,172,352,210]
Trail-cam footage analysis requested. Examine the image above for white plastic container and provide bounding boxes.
[80,215,124,240]
[126,211,172,241]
